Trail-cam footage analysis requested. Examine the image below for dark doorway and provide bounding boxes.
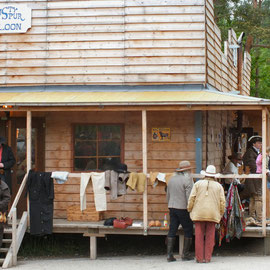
[9,117,45,217]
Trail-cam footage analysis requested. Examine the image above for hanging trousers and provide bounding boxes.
[195,221,216,262]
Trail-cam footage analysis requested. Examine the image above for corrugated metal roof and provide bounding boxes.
[0,90,268,106]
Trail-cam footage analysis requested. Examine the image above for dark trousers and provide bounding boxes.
[168,208,193,238]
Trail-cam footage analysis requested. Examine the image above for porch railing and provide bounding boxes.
[2,172,29,268]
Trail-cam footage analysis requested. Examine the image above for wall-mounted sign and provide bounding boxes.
[0,4,31,33]
[152,128,170,142]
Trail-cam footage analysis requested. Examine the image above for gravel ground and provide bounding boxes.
[15,255,270,270]
[15,233,268,269]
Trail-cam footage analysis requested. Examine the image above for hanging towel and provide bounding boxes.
[80,173,93,211]
[91,172,107,211]
[51,171,69,184]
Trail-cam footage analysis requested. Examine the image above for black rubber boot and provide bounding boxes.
[182,237,194,261]
[167,237,176,262]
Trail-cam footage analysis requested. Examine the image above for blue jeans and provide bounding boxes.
[168,208,193,238]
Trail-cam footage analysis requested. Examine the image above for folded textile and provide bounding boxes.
[51,171,69,184]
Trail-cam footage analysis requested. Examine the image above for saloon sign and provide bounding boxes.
[0,4,31,33]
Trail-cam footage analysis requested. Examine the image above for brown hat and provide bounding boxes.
[228,153,242,161]
[176,161,192,172]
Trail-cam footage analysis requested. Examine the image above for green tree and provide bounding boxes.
[214,0,270,98]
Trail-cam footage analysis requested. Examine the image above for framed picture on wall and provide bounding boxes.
[152,128,170,142]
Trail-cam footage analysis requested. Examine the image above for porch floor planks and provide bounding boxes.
[52,218,270,237]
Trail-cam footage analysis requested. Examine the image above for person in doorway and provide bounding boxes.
[0,136,15,194]
[222,153,244,192]
[0,178,11,248]
[242,135,262,221]
[166,160,194,262]
[187,165,225,263]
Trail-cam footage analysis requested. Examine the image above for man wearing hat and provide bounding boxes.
[0,136,15,194]
[242,135,262,221]
[187,165,225,263]
[223,153,244,192]
[166,160,194,262]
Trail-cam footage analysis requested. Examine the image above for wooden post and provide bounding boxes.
[12,208,17,266]
[26,111,32,224]
[142,110,148,235]
[90,236,97,260]
[262,108,267,236]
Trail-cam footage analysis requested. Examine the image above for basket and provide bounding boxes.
[66,204,103,222]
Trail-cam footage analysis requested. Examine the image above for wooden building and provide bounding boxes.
[0,0,269,267]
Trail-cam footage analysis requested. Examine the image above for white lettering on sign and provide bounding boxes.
[0,5,31,33]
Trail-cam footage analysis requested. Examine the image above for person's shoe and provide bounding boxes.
[167,237,176,262]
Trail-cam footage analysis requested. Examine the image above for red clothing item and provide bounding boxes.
[195,221,216,262]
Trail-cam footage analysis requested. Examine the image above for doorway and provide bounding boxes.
[10,117,45,217]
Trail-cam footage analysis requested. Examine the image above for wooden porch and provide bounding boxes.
[1,94,270,267]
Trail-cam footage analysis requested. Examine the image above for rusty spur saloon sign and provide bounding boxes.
[0,4,31,33]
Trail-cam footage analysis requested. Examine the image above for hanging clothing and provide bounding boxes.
[51,171,69,184]
[219,182,246,245]
[80,173,92,211]
[80,172,107,211]
[27,170,54,236]
[149,172,174,187]
[126,172,146,193]
[104,170,129,200]
[91,172,107,211]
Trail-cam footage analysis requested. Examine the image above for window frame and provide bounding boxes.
[72,123,124,172]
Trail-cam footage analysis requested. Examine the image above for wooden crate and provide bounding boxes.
[67,204,103,222]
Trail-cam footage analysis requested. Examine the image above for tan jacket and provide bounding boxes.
[187,178,225,223]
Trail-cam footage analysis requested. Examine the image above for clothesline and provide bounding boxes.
[67,173,262,179]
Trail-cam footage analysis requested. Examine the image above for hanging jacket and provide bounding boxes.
[27,170,54,236]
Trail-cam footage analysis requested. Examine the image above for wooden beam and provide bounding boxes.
[26,111,31,224]
[142,110,148,235]
[262,108,267,236]
[0,105,264,112]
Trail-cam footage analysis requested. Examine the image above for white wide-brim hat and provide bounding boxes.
[200,165,220,178]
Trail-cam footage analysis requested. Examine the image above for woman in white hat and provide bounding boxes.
[187,165,225,263]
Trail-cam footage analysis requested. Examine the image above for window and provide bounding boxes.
[73,124,123,171]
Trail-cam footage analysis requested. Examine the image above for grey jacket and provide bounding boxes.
[166,172,194,209]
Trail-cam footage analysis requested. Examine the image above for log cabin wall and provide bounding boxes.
[45,110,195,220]
[205,0,251,95]
[0,0,206,87]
